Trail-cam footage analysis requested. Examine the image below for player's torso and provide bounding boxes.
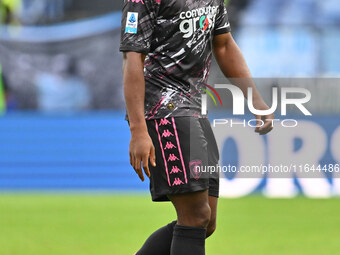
[151,0,221,52]
[146,0,222,86]
[143,0,225,119]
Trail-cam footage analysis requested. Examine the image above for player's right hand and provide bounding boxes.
[129,132,156,182]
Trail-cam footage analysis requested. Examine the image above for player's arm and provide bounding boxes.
[123,52,156,181]
[212,33,274,135]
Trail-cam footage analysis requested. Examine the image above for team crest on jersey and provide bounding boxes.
[189,159,203,180]
[125,12,138,34]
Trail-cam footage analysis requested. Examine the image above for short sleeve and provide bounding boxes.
[119,0,161,54]
[214,0,231,36]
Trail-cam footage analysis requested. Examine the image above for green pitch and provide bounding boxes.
[0,195,339,255]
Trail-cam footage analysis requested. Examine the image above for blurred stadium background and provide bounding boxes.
[0,1,339,254]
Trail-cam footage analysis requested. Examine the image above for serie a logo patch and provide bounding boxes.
[125,12,138,34]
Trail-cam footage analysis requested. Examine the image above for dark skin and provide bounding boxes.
[123,33,274,234]
[213,33,274,135]
[123,52,153,182]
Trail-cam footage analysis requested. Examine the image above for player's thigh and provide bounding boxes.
[208,195,218,231]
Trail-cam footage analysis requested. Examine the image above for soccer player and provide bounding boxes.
[120,0,274,254]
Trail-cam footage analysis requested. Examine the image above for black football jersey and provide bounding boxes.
[120,0,231,119]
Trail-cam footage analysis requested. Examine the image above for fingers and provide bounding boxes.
[129,152,133,166]
[142,155,151,178]
[150,146,156,167]
[254,115,274,135]
[129,135,155,182]
[258,117,273,135]
[142,146,156,179]
[130,152,135,169]
[258,123,273,135]
[254,115,262,134]
[134,156,145,182]
[130,152,144,182]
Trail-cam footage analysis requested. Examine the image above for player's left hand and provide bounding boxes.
[252,99,275,135]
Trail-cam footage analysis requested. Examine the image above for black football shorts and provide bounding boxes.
[146,117,219,202]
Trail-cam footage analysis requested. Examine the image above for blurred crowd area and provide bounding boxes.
[234,0,340,27]
[0,0,339,113]
[0,0,120,25]
[0,31,123,111]
[0,0,123,112]
[2,0,338,27]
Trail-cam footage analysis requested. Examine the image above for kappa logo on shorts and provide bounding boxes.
[168,154,179,162]
[164,141,176,150]
[162,129,174,138]
[159,118,171,126]
[189,159,203,180]
[155,117,188,187]
[172,178,184,186]
[125,12,138,34]
[170,166,182,174]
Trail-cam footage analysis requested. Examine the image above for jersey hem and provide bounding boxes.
[214,28,231,36]
[119,46,150,55]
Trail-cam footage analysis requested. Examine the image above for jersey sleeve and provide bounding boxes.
[119,0,160,54]
[214,0,231,36]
